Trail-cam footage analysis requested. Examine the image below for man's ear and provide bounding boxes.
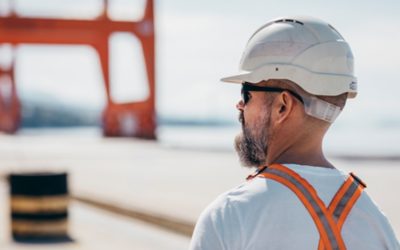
[273,91,294,124]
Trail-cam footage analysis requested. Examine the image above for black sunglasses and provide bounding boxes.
[241,83,304,105]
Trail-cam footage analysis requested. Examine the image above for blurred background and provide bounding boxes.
[0,0,399,249]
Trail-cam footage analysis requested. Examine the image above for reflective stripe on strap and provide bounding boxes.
[318,173,366,250]
[333,177,361,226]
[258,164,346,250]
[336,173,365,230]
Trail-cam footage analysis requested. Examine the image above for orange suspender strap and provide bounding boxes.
[318,173,366,250]
[257,164,346,250]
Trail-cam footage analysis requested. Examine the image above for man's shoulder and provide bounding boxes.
[191,176,304,249]
[190,177,284,249]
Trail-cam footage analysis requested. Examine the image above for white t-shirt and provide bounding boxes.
[190,164,400,250]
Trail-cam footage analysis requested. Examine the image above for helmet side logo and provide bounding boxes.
[349,81,357,90]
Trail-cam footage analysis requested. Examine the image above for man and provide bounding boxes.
[189,16,400,250]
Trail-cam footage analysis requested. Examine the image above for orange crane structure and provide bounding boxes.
[0,0,156,139]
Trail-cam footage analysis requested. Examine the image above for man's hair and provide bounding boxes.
[262,79,347,109]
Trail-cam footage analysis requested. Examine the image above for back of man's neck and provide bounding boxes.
[266,142,334,169]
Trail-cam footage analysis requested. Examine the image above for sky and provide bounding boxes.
[155,0,400,125]
[0,0,399,129]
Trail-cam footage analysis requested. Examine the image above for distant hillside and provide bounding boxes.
[20,95,101,128]
[19,92,234,128]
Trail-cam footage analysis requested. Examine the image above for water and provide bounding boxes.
[17,124,400,158]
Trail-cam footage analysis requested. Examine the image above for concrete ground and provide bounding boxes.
[0,181,190,250]
[0,132,399,248]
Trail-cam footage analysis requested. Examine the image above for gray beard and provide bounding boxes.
[234,111,270,168]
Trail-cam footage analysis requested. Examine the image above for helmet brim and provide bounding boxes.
[220,63,357,98]
[220,71,259,84]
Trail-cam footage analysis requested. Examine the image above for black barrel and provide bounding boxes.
[8,172,71,243]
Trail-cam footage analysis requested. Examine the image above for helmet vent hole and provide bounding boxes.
[274,19,304,25]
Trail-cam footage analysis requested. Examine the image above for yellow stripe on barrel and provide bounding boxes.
[11,195,69,213]
[12,219,68,236]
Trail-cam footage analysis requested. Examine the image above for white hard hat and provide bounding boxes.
[221,16,357,98]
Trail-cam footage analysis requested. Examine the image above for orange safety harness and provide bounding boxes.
[246,164,366,250]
